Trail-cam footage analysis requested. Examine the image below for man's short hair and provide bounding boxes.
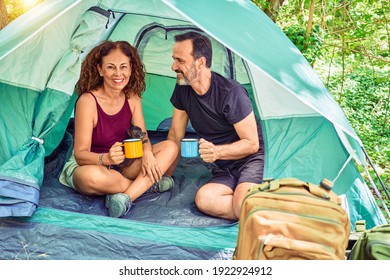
[174,31,212,68]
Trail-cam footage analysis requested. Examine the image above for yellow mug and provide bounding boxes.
[121,138,143,158]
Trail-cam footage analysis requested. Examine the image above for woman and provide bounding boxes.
[60,40,178,218]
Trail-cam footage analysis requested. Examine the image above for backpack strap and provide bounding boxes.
[259,178,339,204]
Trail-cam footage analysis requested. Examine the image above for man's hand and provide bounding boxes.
[199,138,219,163]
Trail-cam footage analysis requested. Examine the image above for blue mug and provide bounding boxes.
[181,138,199,157]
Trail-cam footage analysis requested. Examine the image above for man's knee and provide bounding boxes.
[195,185,222,213]
[195,184,234,214]
[194,187,209,211]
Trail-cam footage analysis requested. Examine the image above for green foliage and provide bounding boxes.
[251,0,271,11]
[283,24,323,65]
[323,64,389,174]
[316,54,389,216]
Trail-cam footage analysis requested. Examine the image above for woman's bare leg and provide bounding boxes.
[122,139,178,201]
[73,139,178,202]
[73,165,132,195]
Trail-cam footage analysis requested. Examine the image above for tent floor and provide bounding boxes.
[40,121,233,227]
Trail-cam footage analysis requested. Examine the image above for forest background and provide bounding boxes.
[0,0,389,219]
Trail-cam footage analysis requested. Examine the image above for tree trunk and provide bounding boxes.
[0,0,8,30]
[263,0,286,22]
[304,0,315,49]
[321,0,326,29]
[339,0,347,103]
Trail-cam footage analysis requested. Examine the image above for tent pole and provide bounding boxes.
[363,166,390,219]
[362,146,390,200]
[361,147,390,219]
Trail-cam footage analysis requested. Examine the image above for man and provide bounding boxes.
[167,31,264,221]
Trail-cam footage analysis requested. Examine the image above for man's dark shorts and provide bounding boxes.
[208,152,264,190]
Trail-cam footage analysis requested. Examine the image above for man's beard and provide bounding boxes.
[176,62,198,86]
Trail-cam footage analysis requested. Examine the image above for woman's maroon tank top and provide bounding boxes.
[88,92,132,153]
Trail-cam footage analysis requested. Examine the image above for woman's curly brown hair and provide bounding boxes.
[77,40,146,98]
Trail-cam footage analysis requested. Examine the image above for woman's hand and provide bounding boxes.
[141,150,162,183]
[108,142,126,165]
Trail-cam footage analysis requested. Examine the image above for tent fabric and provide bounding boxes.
[0,0,387,259]
[0,5,109,216]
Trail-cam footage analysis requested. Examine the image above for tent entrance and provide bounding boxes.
[109,14,253,131]
[134,23,236,80]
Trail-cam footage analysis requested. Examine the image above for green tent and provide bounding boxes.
[0,0,387,259]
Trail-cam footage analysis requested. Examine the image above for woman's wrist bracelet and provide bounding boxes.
[99,153,104,166]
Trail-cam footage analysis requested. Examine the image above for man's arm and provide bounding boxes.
[166,107,189,175]
[199,112,259,163]
[167,107,188,144]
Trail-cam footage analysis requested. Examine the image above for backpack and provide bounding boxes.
[233,178,350,260]
[348,223,390,260]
